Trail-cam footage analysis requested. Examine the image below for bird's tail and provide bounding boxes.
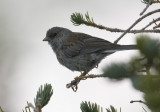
[117,45,137,50]
[103,45,137,53]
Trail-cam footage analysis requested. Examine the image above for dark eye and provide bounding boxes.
[50,33,57,38]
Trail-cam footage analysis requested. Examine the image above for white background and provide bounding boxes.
[0,0,159,112]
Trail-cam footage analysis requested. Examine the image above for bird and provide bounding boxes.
[43,27,136,76]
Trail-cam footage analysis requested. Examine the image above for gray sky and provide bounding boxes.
[0,0,159,112]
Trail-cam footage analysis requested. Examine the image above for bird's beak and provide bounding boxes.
[43,37,50,41]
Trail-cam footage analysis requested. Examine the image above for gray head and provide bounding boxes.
[43,27,71,42]
[43,27,72,51]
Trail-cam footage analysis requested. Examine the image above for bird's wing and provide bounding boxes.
[62,32,118,57]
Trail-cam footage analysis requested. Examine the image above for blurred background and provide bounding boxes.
[0,0,159,112]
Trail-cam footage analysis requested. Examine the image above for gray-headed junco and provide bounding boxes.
[43,27,136,76]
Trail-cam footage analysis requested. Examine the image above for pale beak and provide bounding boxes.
[43,37,50,41]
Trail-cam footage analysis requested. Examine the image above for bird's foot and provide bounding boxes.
[66,71,88,92]
[66,79,80,92]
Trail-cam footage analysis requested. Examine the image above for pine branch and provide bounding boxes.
[25,84,53,112]
[75,74,104,80]
[114,9,160,44]
[71,12,160,34]
[152,0,160,3]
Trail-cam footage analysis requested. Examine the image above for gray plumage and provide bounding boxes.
[43,27,136,75]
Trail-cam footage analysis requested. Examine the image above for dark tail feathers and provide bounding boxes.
[118,45,137,50]
[103,45,137,53]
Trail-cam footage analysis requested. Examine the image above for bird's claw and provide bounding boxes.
[66,79,80,92]
[71,85,78,92]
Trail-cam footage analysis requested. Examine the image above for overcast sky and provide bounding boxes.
[0,0,159,112]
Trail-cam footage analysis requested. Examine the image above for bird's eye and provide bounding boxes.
[50,33,57,38]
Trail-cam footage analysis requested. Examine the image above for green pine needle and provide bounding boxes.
[34,83,53,108]
[71,12,84,26]
[71,12,95,26]
[141,0,150,4]
[106,105,117,112]
[80,101,102,112]
[27,102,31,112]
[80,101,118,112]
[85,12,95,24]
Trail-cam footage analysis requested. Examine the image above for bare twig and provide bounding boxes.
[82,19,160,33]
[114,9,160,44]
[152,0,160,3]
[153,23,160,29]
[142,107,148,112]
[26,98,42,112]
[75,74,104,80]
[140,0,152,15]
[153,18,158,25]
[130,100,146,105]
[26,102,34,112]
[141,17,160,30]
[114,29,160,33]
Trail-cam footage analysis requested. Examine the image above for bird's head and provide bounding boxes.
[43,27,64,42]
[43,27,71,50]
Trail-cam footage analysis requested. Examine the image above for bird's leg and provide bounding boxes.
[81,70,88,76]
[78,64,83,75]
[79,70,89,80]
[68,71,86,92]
